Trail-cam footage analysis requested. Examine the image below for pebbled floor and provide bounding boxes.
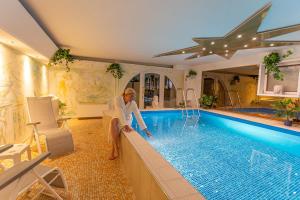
[12,119,135,200]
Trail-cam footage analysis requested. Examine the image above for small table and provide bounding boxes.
[0,144,31,169]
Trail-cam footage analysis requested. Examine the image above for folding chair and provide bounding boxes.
[0,152,68,200]
[26,97,74,157]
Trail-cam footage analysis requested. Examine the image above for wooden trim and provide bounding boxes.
[73,55,173,68]
[211,70,258,77]
[77,116,102,120]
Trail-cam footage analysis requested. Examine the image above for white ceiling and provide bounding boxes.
[20,0,300,66]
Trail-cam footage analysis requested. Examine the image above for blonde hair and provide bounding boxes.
[123,88,136,95]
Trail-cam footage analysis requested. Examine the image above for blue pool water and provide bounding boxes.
[133,110,300,200]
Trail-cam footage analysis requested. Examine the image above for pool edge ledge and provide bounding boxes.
[103,113,205,200]
[206,108,300,134]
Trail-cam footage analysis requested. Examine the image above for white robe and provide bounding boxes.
[113,96,147,130]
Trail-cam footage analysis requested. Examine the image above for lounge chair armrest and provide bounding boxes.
[27,122,41,126]
[0,152,51,190]
[0,144,13,153]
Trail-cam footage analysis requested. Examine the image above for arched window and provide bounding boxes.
[164,76,176,108]
[125,74,140,107]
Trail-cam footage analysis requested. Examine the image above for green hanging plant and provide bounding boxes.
[263,50,293,80]
[106,63,124,96]
[106,63,124,79]
[230,75,240,85]
[186,70,197,79]
[48,48,75,72]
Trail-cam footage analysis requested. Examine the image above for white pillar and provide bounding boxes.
[196,71,203,98]
[139,73,145,109]
[159,75,165,108]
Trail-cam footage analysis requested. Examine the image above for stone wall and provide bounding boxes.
[202,72,258,107]
[49,60,184,116]
[0,43,48,144]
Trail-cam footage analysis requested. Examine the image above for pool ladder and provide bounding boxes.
[177,88,201,118]
[227,89,241,108]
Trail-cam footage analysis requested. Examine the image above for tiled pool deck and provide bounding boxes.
[11,119,135,200]
[208,108,300,131]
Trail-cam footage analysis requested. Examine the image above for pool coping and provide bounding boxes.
[204,108,300,135]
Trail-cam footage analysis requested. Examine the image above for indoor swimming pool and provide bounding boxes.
[133,110,300,200]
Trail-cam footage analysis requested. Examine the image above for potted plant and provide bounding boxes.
[186,70,197,79]
[294,98,300,122]
[263,50,293,80]
[106,63,124,96]
[199,94,217,109]
[230,75,240,85]
[178,101,185,108]
[58,100,67,116]
[272,98,300,126]
[48,48,75,72]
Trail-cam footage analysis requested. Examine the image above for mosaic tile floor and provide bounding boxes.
[8,119,135,200]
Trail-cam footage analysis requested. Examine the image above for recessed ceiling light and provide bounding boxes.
[244,44,248,48]
[209,51,213,54]
[225,50,229,53]
[270,43,274,47]
[224,44,228,48]
[252,37,257,41]
[237,34,242,38]
[202,47,206,50]
[182,51,185,54]
[211,41,215,45]
[225,54,228,57]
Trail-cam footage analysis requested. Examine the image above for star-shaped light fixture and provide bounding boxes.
[154,3,300,60]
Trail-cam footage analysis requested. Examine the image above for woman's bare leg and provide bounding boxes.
[109,118,120,160]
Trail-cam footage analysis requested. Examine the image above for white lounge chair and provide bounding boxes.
[26,97,74,157]
[0,151,68,200]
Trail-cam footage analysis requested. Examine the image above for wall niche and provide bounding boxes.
[257,60,300,97]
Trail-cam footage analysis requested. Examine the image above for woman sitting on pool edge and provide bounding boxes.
[109,88,152,160]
